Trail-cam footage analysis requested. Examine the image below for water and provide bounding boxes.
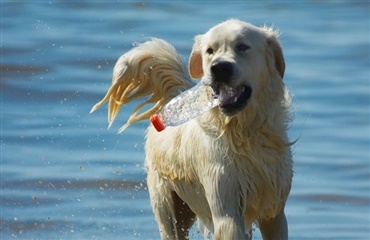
[1,1,369,239]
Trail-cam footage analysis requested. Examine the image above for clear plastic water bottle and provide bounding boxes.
[150,81,219,132]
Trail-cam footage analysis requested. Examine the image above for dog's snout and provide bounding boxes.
[211,61,233,82]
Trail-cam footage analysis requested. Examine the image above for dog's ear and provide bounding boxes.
[267,34,285,78]
[188,35,204,79]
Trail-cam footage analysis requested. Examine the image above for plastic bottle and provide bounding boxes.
[150,82,219,132]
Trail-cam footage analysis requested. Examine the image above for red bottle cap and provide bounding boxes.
[150,114,166,132]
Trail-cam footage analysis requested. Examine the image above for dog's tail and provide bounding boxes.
[90,38,193,133]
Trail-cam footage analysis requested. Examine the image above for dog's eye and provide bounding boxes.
[206,48,214,54]
[236,43,250,52]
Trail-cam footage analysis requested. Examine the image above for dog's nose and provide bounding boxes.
[211,61,233,82]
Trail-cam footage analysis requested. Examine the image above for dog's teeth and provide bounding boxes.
[234,97,238,102]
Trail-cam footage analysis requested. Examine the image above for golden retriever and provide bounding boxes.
[91,19,293,240]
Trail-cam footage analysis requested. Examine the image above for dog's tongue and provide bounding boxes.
[217,85,244,106]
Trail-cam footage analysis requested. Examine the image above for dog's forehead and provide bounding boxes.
[205,20,261,44]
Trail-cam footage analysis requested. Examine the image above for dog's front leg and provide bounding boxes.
[147,170,179,240]
[259,208,288,240]
[203,168,248,240]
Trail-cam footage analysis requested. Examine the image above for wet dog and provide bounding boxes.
[91,19,293,240]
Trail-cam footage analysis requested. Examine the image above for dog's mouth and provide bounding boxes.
[213,84,252,116]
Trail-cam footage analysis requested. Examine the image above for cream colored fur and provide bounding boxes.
[91,19,293,240]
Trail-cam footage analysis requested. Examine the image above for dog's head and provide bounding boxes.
[189,19,285,116]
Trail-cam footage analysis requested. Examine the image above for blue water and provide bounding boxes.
[1,1,369,239]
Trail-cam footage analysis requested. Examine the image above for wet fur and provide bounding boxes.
[92,19,293,240]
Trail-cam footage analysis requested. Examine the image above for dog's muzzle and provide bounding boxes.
[210,61,252,116]
[211,61,233,83]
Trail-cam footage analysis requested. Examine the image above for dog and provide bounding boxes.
[91,19,293,240]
